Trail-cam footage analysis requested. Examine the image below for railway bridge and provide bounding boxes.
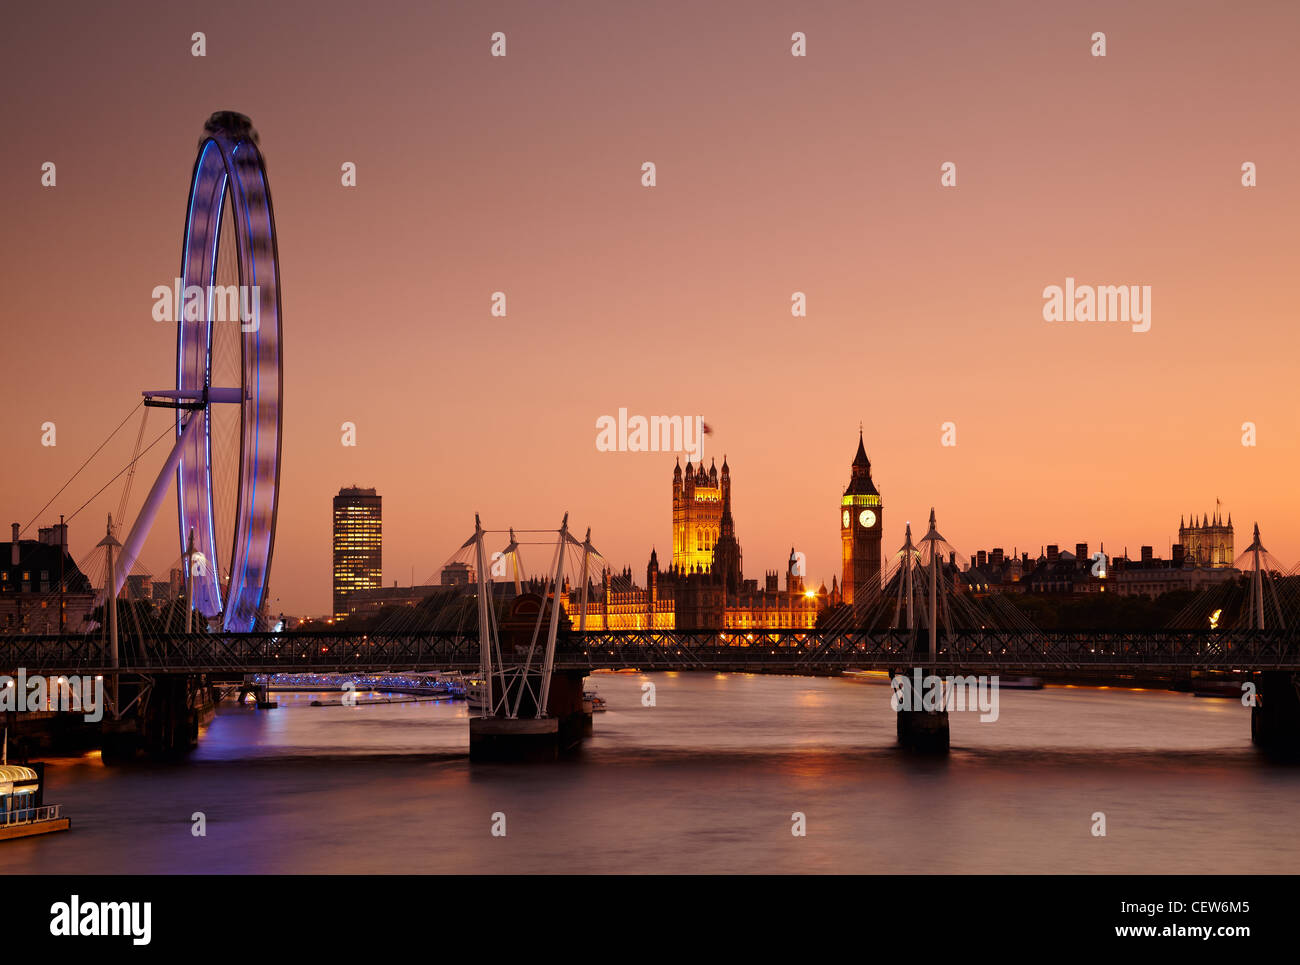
[4,625,1299,759]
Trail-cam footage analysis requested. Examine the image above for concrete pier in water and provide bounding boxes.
[468,593,593,762]
[1251,671,1300,757]
[102,674,214,762]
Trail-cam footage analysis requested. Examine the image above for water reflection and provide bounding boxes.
[1,673,1294,874]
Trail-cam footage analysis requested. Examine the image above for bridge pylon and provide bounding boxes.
[1240,524,1300,755]
[463,514,593,761]
[891,511,952,753]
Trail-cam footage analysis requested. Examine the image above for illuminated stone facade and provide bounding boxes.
[672,458,724,573]
[840,432,884,607]
[1179,508,1234,568]
[564,459,821,630]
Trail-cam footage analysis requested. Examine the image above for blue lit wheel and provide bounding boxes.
[176,112,283,631]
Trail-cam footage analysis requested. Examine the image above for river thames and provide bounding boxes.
[3,672,1297,874]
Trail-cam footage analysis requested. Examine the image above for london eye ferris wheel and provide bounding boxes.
[109,111,283,632]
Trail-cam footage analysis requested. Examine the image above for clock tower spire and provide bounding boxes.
[841,429,883,610]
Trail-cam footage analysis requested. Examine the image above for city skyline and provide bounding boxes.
[5,0,1300,902]
[320,437,1262,621]
[3,1,1298,616]
[2,421,1289,619]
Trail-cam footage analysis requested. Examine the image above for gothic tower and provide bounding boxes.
[672,457,723,573]
[1179,505,1235,568]
[840,431,883,606]
[711,464,742,595]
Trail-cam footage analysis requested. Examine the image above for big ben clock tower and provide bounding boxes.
[841,430,883,607]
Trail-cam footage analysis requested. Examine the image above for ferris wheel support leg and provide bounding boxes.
[101,414,205,607]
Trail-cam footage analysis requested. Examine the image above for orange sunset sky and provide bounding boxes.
[2,0,1297,615]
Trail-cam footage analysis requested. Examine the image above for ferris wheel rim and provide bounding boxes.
[175,112,283,632]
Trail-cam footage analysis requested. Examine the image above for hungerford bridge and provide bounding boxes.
[7,505,1300,760]
[12,513,1300,680]
[6,617,1300,760]
[5,112,1299,760]
[8,502,1300,759]
[10,626,1300,678]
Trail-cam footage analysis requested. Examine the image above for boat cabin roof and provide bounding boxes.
[0,765,39,789]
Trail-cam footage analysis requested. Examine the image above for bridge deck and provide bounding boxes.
[2,628,1298,674]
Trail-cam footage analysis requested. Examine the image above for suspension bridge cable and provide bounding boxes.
[19,400,144,537]
[116,405,151,528]
[62,420,180,528]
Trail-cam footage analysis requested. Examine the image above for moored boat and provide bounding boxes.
[1,762,70,842]
[465,674,488,714]
[998,676,1044,690]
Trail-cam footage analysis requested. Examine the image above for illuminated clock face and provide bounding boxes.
[859,509,877,528]
[842,510,850,528]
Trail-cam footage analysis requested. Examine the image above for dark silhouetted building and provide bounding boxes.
[1,521,94,633]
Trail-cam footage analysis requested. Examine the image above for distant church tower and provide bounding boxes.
[840,431,883,606]
[1179,505,1234,568]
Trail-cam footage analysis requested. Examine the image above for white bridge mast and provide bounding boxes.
[464,514,588,721]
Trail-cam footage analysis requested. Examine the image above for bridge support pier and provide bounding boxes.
[236,679,277,709]
[893,669,950,754]
[101,718,142,765]
[551,670,590,752]
[1251,671,1300,757]
[469,716,560,762]
[101,675,214,762]
[468,670,590,762]
[896,707,950,753]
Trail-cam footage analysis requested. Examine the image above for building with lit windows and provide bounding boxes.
[332,486,382,620]
[672,458,724,573]
[561,457,823,631]
[0,522,94,634]
[839,431,884,608]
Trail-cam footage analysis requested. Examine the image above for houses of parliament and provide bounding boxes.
[559,434,883,631]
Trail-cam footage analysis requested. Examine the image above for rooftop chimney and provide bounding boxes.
[10,523,18,566]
